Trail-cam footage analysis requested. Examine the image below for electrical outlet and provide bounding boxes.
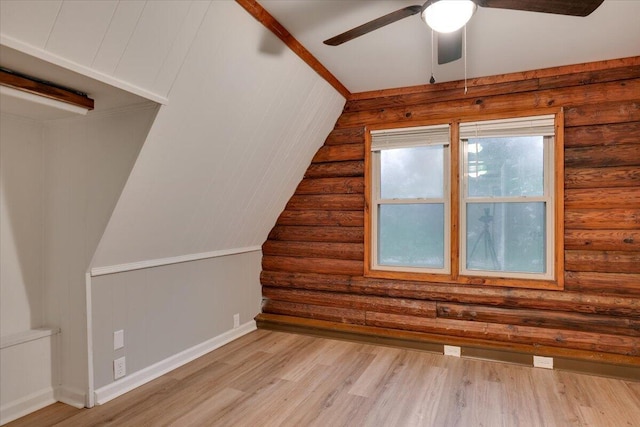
[233,313,240,328]
[533,356,554,369]
[114,356,126,380]
[444,345,461,357]
[114,330,124,350]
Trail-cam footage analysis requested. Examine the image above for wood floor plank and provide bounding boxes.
[278,350,376,426]
[568,373,640,427]
[112,361,242,426]
[306,392,371,427]
[361,350,443,426]
[167,387,245,427]
[398,362,449,426]
[2,403,80,427]
[220,368,320,426]
[6,330,640,427]
[625,380,640,404]
[348,346,403,398]
[284,337,370,380]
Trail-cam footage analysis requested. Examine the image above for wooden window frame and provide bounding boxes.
[364,108,565,290]
[370,125,451,275]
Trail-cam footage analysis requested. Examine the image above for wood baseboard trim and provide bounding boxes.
[258,314,444,354]
[256,313,640,381]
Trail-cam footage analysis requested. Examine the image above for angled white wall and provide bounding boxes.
[88,1,344,403]
[91,1,345,268]
[42,104,158,406]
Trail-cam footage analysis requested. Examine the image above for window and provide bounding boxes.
[366,112,563,289]
[370,125,450,274]
[460,116,555,280]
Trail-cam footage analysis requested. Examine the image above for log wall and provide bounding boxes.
[260,57,640,363]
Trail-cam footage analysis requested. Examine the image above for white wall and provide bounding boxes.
[0,114,44,336]
[91,1,345,268]
[91,251,261,391]
[41,104,158,405]
[88,1,344,401]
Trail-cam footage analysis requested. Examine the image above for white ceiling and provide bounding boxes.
[260,0,640,93]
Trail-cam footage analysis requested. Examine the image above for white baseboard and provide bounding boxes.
[93,321,257,405]
[0,387,56,425]
[55,386,86,409]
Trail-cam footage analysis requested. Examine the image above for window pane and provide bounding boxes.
[466,202,546,274]
[466,136,544,197]
[378,204,444,268]
[380,146,444,199]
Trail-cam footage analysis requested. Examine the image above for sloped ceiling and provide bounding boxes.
[7,0,638,98]
[259,0,640,92]
[0,0,209,102]
[1,0,344,267]
[90,1,344,267]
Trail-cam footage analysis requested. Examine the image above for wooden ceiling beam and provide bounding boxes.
[236,0,351,99]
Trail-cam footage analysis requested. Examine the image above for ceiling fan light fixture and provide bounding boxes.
[421,0,477,33]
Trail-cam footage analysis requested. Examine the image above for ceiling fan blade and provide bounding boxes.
[438,29,463,65]
[324,5,422,46]
[477,0,604,17]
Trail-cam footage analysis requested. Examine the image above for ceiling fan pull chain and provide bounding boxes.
[430,29,436,84]
[464,25,468,94]
[429,29,436,84]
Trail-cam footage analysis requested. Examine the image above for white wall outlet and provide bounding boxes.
[114,356,126,380]
[114,329,124,350]
[233,313,240,328]
[444,345,461,357]
[533,355,554,369]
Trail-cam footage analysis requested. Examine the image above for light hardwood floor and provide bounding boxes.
[8,330,640,426]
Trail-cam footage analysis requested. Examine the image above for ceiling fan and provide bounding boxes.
[324,0,605,65]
